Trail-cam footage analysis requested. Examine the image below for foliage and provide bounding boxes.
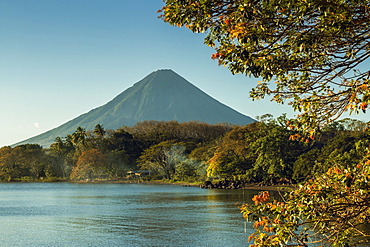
[206,124,256,177]
[174,159,198,181]
[70,149,107,181]
[240,152,370,246]
[93,124,106,138]
[246,124,307,183]
[105,128,142,164]
[137,141,187,179]
[0,144,61,181]
[71,126,87,154]
[339,118,369,132]
[126,120,233,149]
[293,132,370,182]
[1,121,230,181]
[206,121,308,183]
[160,0,370,134]
[0,146,23,181]
[2,119,370,187]
[292,148,321,182]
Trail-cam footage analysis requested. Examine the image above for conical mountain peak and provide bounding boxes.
[15,69,255,147]
[132,69,191,89]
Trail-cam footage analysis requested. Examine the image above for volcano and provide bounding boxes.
[15,69,255,147]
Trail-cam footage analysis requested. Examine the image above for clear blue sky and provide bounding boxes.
[1,0,368,147]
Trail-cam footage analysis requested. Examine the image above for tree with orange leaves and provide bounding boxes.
[70,149,107,181]
[160,0,370,136]
[240,151,370,246]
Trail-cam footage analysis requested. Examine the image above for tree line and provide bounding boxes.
[0,116,368,183]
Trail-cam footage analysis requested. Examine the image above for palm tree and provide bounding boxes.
[94,124,106,138]
[93,124,106,150]
[51,137,64,153]
[72,127,87,152]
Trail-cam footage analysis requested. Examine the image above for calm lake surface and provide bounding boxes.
[0,183,264,247]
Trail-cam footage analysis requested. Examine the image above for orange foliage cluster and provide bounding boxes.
[253,216,275,232]
[326,166,342,175]
[289,133,313,143]
[288,133,301,141]
[211,52,221,59]
[251,191,270,205]
[360,102,368,110]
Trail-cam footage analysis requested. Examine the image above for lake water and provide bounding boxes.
[0,183,263,247]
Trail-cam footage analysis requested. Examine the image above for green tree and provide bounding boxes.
[206,121,307,182]
[339,118,369,132]
[313,132,369,174]
[137,141,186,179]
[160,0,370,133]
[206,123,260,178]
[0,146,22,181]
[50,136,75,178]
[17,144,46,179]
[104,150,132,179]
[174,159,198,181]
[71,127,87,153]
[93,124,106,150]
[93,124,106,138]
[106,128,142,164]
[292,148,321,182]
[0,144,57,180]
[246,123,307,183]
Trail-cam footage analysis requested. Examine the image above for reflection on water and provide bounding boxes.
[0,183,265,246]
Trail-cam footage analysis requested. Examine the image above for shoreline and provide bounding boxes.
[0,179,296,191]
[241,184,295,191]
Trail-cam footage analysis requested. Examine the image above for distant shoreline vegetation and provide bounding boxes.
[0,177,295,193]
[0,117,369,186]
